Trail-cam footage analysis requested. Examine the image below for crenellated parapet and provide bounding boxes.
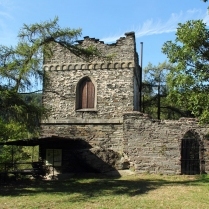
[76,31,135,46]
[44,61,135,71]
[44,32,137,65]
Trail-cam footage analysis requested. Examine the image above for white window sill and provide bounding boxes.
[76,108,98,112]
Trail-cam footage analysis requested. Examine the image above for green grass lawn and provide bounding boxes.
[0,174,209,209]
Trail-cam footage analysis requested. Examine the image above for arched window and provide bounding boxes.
[77,77,95,109]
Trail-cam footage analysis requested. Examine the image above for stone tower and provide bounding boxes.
[40,32,140,172]
[41,32,140,147]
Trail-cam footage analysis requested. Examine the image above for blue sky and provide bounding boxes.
[0,0,208,69]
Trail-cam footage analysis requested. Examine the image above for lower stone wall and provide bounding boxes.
[123,112,209,174]
[41,122,128,172]
[40,112,209,175]
[41,123,123,152]
[40,145,124,173]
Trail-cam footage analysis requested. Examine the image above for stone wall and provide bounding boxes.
[42,32,140,121]
[39,140,123,174]
[41,32,140,171]
[123,112,209,174]
[42,66,135,120]
[44,32,137,64]
[40,31,209,175]
[41,122,123,151]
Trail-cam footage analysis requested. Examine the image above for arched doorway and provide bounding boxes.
[181,131,201,175]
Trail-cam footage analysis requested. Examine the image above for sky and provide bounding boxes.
[0,0,209,71]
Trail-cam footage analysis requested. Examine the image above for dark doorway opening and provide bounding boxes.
[181,132,201,175]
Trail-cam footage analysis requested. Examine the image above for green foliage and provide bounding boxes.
[0,17,92,139]
[0,118,38,171]
[142,62,191,119]
[162,20,209,123]
[0,17,82,92]
[0,90,44,135]
[0,17,98,165]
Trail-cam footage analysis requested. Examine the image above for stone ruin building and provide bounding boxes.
[40,32,209,175]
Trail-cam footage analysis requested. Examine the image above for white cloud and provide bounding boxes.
[0,11,12,19]
[0,0,14,10]
[0,0,14,29]
[0,0,17,46]
[101,9,208,43]
[0,0,14,22]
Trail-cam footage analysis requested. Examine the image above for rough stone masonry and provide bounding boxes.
[41,32,209,174]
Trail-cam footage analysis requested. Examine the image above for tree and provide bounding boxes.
[143,62,168,119]
[162,20,209,123]
[0,17,100,168]
[142,62,191,119]
[0,17,100,139]
[0,17,99,93]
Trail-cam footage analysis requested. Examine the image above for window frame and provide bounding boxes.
[76,76,97,111]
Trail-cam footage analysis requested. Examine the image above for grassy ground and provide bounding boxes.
[0,174,209,209]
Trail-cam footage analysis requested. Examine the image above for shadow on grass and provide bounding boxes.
[0,174,208,202]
